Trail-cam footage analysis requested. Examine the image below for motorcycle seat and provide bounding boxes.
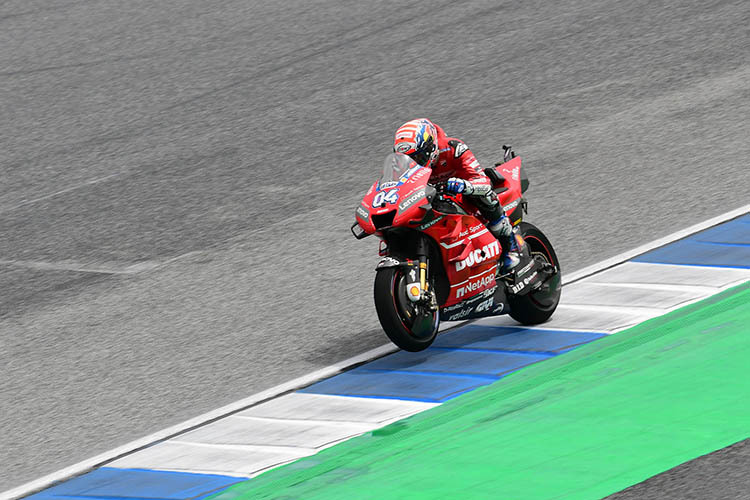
[484,167,509,194]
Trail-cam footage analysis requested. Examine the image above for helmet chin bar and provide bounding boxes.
[409,139,436,167]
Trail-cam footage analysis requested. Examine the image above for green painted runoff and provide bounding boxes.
[211,281,750,500]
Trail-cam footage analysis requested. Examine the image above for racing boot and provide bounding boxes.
[489,214,520,273]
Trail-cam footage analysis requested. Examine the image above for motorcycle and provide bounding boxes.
[351,147,561,352]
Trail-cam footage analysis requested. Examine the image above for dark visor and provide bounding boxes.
[407,138,435,166]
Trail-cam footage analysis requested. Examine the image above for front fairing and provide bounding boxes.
[356,153,434,234]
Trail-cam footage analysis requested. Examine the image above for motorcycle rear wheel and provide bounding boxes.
[508,222,562,325]
[374,267,439,352]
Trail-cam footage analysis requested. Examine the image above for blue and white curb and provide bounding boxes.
[5,206,750,499]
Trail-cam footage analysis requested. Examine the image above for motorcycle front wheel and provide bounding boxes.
[374,267,439,352]
[508,222,562,325]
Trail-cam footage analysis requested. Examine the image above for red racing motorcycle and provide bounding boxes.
[351,148,561,351]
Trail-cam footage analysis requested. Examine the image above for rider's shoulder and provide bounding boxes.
[446,138,470,158]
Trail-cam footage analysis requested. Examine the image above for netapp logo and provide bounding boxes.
[456,274,495,299]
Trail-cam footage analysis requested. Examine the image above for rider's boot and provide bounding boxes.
[489,214,520,273]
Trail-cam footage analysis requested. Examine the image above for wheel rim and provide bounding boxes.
[391,270,438,340]
[524,236,561,310]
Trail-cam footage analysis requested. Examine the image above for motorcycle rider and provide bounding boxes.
[393,118,520,272]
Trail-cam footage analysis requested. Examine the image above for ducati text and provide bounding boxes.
[455,240,501,271]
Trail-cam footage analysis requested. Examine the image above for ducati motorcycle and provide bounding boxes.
[351,148,561,352]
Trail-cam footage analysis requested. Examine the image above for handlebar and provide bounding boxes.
[430,181,448,196]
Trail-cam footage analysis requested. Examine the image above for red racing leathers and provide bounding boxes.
[427,124,518,263]
[428,124,501,220]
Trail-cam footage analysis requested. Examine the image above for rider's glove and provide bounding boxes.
[446,178,474,195]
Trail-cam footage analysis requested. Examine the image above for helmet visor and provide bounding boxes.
[407,136,435,166]
[409,149,431,166]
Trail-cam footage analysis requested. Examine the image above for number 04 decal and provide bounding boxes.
[372,189,399,207]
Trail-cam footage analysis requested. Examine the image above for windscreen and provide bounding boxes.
[378,153,421,189]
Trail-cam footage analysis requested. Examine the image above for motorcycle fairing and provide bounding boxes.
[439,285,508,322]
[488,156,525,224]
[358,153,540,310]
[356,154,434,235]
[420,214,501,307]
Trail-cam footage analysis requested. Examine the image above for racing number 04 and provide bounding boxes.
[372,189,399,208]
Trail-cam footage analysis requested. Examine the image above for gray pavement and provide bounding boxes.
[608,439,750,500]
[1,0,749,492]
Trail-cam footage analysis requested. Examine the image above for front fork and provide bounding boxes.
[404,238,438,311]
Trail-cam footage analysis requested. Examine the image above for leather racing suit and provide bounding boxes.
[428,124,516,265]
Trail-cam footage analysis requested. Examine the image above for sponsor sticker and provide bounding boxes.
[456,274,496,299]
[516,260,534,277]
[356,205,369,220]
[443,286,496,313]
[398,165,421,182]
[453,142,469,158]
[444,288,498,320]
[504,198,520,212]
[474,298,493,313]
[376,256,401,269]
[419,215,445,230]
[398,188,426,211]
[510,270,538,294]
[446,308,473,321]
[410,168,429,181]
[455,240,501,271]
[491,303,507,314]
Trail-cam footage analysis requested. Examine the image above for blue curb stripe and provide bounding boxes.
[299,369,497,402]
[634,215,750,268]
[300,326,605,402]
[356,368,502,380]
[361,348,552,376]
[429,346,561,356]
[433,326,607,352]
[25,467,246,500]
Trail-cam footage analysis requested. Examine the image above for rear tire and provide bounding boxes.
[508,222,562,325]
[374,267,439,352]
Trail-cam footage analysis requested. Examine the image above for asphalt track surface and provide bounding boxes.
[0,0,748,493]
[607,438,750,500]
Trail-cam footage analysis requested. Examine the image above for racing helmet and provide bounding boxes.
[393,118,439,168]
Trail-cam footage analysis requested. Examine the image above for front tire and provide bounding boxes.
[374,267,439,352]
[508,222,562,325]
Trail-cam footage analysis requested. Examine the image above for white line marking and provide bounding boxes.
[0,252,205,276]
[468,228,489,239]
[468,323,611,334]
[556,303,670,314]
[229,414,381,426]
[3,203,749,500]
[440,239,464,249]
[0,173,123,215]
[583,282,719,293]
[0,259,147,275]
